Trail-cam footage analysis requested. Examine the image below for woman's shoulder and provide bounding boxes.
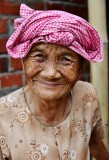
[0,87,24,115]
[72,81,98,104]
[0,87,24,104]
[73,80,97,95]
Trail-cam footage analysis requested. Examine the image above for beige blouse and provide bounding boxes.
[0,81,104,160]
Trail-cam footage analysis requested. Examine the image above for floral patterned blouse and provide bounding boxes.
[0,81,104,160]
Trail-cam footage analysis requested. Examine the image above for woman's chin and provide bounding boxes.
[36,90,63,100]
[30,82,72,100]
[32,88,66,101]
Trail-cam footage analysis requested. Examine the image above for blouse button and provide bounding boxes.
[86,102,91,107]
[53,126,61,136]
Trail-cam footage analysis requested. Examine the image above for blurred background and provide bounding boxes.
[0,0,109,151]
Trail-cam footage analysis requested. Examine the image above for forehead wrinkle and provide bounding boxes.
[31,43,79,58]
[45,43,59,58]
[33,43,46,51]
[48,44,79,58]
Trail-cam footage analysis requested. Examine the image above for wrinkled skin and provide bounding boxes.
[23,42,83,126]
[23,42,82,100]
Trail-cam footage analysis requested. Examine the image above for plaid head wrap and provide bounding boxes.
[6,4,103,62]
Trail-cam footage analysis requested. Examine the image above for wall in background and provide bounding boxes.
[0,0,89,97]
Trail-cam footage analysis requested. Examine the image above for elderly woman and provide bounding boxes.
[0,4,108,160]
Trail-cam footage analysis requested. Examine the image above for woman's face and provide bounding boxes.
[23,43,82,100]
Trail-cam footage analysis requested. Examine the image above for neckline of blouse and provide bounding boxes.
[22,87,73,128]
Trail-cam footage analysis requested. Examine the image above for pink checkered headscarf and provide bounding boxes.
[6,4,103,62]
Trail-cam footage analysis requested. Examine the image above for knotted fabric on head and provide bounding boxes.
[6,4,103,62]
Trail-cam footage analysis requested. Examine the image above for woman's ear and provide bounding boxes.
[21,58,27,84]
[77,57,87,80]
[80,56,88,71]
[80,58,90,81]
[21,58,25,71]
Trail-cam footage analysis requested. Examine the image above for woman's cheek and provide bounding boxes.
[59,65,80,82]
[65,71,79,82]
[24,62,42,78]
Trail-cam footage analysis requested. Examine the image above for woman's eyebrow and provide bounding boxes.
[31,47,44,53]
[58,51,77,57]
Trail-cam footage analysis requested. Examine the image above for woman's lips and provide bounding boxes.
[33,79,65,87]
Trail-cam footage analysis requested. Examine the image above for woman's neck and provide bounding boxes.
[23,85,72,126]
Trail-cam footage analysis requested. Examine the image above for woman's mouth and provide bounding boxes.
[33,79,65,87]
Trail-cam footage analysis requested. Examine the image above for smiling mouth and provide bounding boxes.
[33,80,65,87]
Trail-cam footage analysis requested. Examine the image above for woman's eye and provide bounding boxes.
[33,52,45,62]
[60,56,73,64]
[59,55,79,66]
[61,56,72,62]
[35,53,43,58]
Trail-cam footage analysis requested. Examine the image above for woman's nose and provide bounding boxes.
[40,61,61,80]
